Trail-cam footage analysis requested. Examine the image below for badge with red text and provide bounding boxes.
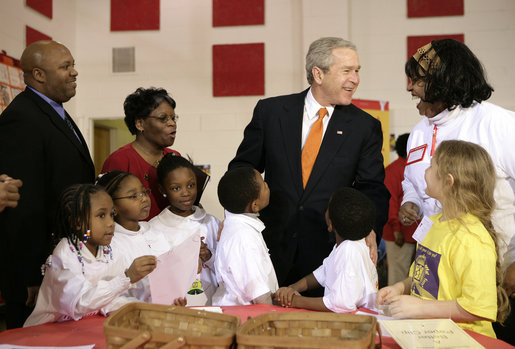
[406,144,427,165]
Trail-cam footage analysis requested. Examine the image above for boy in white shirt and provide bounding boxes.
[274,187,378,312]
[212,167,278,306]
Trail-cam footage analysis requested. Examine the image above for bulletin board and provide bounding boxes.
[353,99,390,165]
[0,59,24,112]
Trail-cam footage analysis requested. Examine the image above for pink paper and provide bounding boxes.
[149,234,199,305]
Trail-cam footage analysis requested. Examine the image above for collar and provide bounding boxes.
[26,86,66,120]
[428,103,475,127]
[305,88,334,121]
[114,221,151,236]
[78,241,111,263]
[158,205,206,225]
[224,210,265,233]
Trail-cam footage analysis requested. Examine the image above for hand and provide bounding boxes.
[376,284,404,308]
[503,262,515,297]
[274,287,300,307]
[0,174,23,212]
[26,285,39,307]
[399,202,419,226]
[365,230,378,266]
[393,231,405,247]
[172,297,187,306]
[125,255,157,283]
[216,221,224,242]
[386,295,425,318]
[199,238,212,263]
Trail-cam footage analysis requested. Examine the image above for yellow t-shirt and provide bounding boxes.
[410,213,497,338]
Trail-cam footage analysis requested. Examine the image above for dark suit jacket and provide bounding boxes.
[229,89,389,284]
[0,88,95,301]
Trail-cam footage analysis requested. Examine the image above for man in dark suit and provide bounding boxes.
[229,37,389,292]
[0,40,95,328]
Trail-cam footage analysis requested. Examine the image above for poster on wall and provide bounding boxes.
[0,61,25,112]
[353,99,390,166]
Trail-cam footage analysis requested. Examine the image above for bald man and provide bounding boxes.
[0,40,94,328]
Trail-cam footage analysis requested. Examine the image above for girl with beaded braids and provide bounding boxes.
[24,184,156,327]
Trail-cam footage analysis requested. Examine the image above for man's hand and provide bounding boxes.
[0,174,23,212]
[399,202,420,226]
[393,231,405,247]
[365,230,378,266]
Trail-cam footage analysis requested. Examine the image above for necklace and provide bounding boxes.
[133,141,163,168]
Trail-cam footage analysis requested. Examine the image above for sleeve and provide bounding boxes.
[384,163,402,234]
[322,251,365,313]
[452,232,498,321]
[401,133,424,211]
[353,118,390,240]
[101,150,130,173]
[50,250,133,320]
[312,263,326,287]
[202,216,220,271]
[228,100,266,173]
[222,236,273,303]
[0,108,49,286]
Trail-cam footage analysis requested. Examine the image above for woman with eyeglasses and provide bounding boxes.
[102,87,180,220]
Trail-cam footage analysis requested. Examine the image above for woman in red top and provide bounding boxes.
[102,87,180,220]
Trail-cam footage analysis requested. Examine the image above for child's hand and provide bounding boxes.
[274,287,300,308]
[376,285,402,307]
[172,297,187,306]
[386,295,424,318]
[125,255,157,283]
[199,238,212,263]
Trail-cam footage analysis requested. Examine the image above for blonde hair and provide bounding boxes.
[433,140,510,323]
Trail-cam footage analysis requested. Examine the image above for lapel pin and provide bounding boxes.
[337,130,343,135]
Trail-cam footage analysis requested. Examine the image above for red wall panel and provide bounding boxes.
[213,0,264,27]
[213,43,264,97]
[26,0,52,19]
[111,0,159,31]
[26,26,52,47]
[407,0,463,18]
[407,34,465,59]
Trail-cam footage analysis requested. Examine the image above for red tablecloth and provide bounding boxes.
[0,305,511,348]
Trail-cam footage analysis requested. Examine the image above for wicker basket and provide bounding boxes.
[237,312,381,349]
[104,303,240,349]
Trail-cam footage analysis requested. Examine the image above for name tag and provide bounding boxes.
[412,216,433,243]
[406,144,427,165]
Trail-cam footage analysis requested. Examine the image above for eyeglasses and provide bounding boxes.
[147,114,179,123]
[113,188,151,201]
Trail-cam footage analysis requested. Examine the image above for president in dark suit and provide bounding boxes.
[229,37,389,291]
[0,40,95,328]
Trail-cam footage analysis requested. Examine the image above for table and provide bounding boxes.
[0,305,511,348]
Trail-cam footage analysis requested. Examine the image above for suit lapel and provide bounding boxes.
[279,91,307,198]
[302,105,352,200]
[26,89,93,169]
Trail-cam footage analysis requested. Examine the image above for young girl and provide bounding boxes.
[150,154,219,305]
[376,140,510,338]
[96,171,174,303]
[24,184,156,327]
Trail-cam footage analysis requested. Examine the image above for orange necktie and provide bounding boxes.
[301,108,327,188]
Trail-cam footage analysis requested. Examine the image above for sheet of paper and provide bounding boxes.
[0,344,95,349]
[355,310,397,337]
[189,306,224,314]
[380,319,485,348]
[148,235,199,305]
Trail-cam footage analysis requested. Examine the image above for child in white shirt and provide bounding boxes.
[275,187,378,312]
[96,171,175,303]
[150,154,219,305]
[24,184,156,327]
[213,167,278,306]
